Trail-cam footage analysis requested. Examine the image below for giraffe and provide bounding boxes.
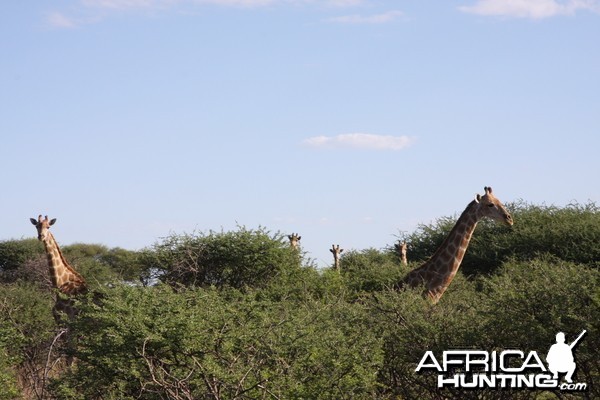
[330,244,344,272]
[288,233,302,250]
[30,215,88,322]
[401,187,513,303]
[394,241,408,265]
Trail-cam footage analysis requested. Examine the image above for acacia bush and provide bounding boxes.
[0,315,20,400]
[479,257,599,396]
[140,226,303,289]
[339,248,406,294]
[62,244,142,285]
[0,239,141,288]
[0,239,45,284]
[403,201,600,275]
[52,285,382,399]
[372,258,600,399]
[0,283,57,400]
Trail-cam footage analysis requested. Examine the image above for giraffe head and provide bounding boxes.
[475,187,513,226]
[288,233,302,249]
[330,244,344,259]
[30,215,57,241]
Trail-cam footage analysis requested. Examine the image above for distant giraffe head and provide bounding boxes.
[330,244,344,271]
[288,233,302,250]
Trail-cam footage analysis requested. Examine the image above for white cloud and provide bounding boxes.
[82,0,166,9]
[303,133,415,151]
[324,0,364,6]
[82,0,352,9]
[459,0,600,19]
[47,0,367,28]
[46,12,79,28]
[326,10,404,24]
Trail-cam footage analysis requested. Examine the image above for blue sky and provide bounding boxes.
[2,0,599,267]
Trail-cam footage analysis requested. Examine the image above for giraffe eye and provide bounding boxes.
[487,204,495,208]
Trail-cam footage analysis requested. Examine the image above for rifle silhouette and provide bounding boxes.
[569,330,586,350]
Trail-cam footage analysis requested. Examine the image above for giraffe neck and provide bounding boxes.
[333,255,341,271]
[408,200,480,302]
[43,232,87,296]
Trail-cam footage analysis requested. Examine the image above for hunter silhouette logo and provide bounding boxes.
[546,330,586,384]
[415,330,588,391]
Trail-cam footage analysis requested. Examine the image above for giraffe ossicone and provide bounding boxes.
[400,186,513,303]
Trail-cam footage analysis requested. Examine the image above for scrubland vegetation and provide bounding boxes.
[1,202,598,399]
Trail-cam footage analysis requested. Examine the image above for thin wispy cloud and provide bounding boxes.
[82,0,167,9]
[81,0,359,10]
[45,11,104,28]
[459,0,600,19]
[82,0,274,8]
[324,0,364,6]
[326,10,404,24]
[303,133,415,151]
[47,12,79,28]
[48,0,365,28]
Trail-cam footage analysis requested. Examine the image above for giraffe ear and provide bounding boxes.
[475,194,481,203]
[330,248,334,254]
[49,218,57,226]
[30,218,38,225]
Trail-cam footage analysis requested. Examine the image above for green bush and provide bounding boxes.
[372,257,600,399]
[479,256,599,395]
[0,282,55,355]
[0,324,20,400]
[53,285,382,399]
[0,282,57,399]
[373,276,489,399]
[339,248,406,294]
[465,201,600,274]
[98,247,144,282]
[0,239,141,289]
[140,226,302,289]
[0,239,44,283]
[63,244,142,286]
[404,201,600,276]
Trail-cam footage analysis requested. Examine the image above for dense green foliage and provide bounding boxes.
[52,285,381,399]
[139,226,303,289]
[0,203,598,399]
[0,283,55,399]
[339,248,406,294]
[403,201,600,275]
[375,258,599,399]
[0,239,45,284]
